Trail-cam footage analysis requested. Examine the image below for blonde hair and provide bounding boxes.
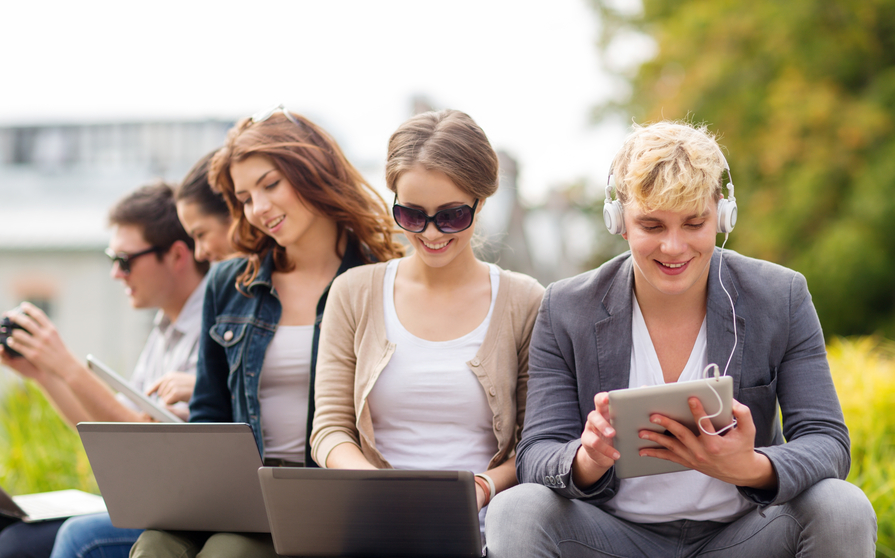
[611,121,727,215]
[385,109,499,200]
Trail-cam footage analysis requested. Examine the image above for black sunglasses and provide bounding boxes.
[104,246,162,274]
[392,197,480,234]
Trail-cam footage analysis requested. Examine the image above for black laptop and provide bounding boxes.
[258,467,482,557]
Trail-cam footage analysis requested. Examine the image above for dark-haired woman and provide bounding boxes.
[174,150,234,264]
[129,106,404,557]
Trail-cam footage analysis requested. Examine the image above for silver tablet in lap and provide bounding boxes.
[607,375,734,479]
[86,354,183,423]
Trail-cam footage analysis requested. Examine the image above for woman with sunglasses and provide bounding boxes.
[310,109,544,538]
[129,106,404,558]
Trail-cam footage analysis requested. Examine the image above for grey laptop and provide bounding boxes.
[258,467,482,557]
[86,354,183,423]
[0,485,106,523]
[608,375,734,478]
[77,422,269,532]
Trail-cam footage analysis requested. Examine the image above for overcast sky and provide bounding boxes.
[1,0,645,203]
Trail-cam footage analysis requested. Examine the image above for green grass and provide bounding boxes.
[0,377,97,495]
[828,336,895,557]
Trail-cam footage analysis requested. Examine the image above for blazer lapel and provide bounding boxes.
[593,257,635,394]
[706,248,746,396]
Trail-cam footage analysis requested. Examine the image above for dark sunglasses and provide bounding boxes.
[104,246,162,274]
[392,197,479,234]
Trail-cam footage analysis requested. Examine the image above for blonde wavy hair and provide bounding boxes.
[611,121,728,215]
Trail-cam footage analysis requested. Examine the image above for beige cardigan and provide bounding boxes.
[310,261,545,470]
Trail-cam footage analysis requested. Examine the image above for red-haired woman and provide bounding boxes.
[130,106,404,558]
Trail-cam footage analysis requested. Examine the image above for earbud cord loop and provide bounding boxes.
[699,233,738,436]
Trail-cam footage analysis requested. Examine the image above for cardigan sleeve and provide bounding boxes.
[310,273,363,467]
[513,276,546,450]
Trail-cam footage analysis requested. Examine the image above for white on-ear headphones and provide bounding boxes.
[603,149,738,235]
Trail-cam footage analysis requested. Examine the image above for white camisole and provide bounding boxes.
[367,258,500,474]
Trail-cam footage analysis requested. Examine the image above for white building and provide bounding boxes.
[0,119,231,378]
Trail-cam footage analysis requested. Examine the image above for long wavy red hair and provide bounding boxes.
[209,111,404,290]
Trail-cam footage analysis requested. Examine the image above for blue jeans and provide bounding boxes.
[0,518,63,558]
[49,513,142,558]
[485,479,877,557]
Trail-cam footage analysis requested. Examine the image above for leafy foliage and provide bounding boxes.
[828,336,895,556]
[0,378,98,495]
[590,0,895,336]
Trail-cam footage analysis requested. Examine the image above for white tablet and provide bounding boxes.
[607,375,733,479]
[86,354,183,423]
[0,486,106,522]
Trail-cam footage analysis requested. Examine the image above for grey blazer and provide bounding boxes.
[516,248,850,508]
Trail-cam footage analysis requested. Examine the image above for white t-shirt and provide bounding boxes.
[257,324,314,463]
[601,293,755,523]
[367,258,499,474]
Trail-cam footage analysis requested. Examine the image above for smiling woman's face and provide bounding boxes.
[394,165,479,270]
[229,154,318,250]
[176,200,232,263]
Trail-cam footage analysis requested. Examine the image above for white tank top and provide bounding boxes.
[602,293,755,523]
[367,258,500,474]
[257,324,313,463]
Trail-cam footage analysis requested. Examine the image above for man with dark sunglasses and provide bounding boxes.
[0,183,208,558]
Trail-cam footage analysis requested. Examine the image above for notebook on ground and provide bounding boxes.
[77,422,269,532]
[0,486,106,523]
[258,467,482,558]
[86,354,183,423]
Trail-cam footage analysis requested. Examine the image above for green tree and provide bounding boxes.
[591,0,895,336]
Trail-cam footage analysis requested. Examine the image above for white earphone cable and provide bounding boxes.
[698,232,738,436]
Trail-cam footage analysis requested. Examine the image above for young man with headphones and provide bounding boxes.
[485,121,877,557]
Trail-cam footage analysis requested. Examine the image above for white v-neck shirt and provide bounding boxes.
[602,293,754,523]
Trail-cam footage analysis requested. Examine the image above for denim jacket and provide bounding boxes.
[189,240,368,466]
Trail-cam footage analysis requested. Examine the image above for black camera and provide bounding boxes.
[0,316,25,359]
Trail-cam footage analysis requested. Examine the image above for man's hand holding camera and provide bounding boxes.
[1,301,149,425]
[0,302,83,384]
